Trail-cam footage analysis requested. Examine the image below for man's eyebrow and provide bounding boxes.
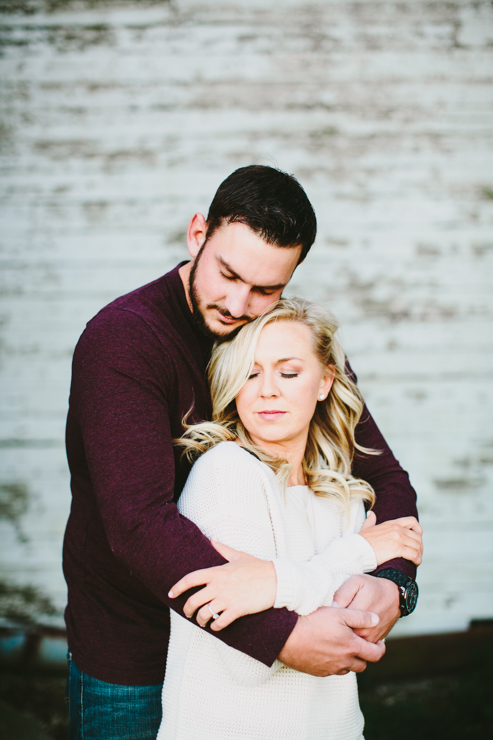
[217,256,287,290]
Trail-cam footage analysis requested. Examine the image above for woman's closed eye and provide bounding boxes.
[280,372,298,379]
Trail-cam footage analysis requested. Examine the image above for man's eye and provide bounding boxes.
[256,288,276,296]
[221,272,236,281]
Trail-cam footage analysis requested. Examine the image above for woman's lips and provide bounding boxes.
[257,410,286,421]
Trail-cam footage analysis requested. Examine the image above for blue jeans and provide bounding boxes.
[65,651,163,740]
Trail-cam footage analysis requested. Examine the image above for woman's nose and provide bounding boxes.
[259,373,279,398]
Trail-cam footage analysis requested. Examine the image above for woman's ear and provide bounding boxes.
[318,365,335,401]
[186,213,208,258]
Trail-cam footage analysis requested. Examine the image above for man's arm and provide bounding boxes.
[348,360,418,580]
[70,308,296,667]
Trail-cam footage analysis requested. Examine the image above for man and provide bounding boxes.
[63,166,421,739]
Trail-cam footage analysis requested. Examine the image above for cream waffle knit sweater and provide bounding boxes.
[158,442,377,740]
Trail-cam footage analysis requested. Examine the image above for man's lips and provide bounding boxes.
[257,410,287,421]
[208,305,250,325]
[216,311,239,325]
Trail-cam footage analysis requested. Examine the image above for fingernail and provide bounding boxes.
[370,612,379,625]
[168,590,174,598]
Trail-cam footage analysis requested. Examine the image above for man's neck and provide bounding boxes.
[178,261,193,313]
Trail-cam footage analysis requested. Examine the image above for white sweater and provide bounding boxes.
[158,442,377,740]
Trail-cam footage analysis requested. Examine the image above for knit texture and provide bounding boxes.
[64,260,417,685]
[159,442,372,739]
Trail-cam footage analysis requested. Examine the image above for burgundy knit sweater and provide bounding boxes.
[63,263,417,686]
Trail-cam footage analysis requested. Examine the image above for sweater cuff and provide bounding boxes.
[342,533,378,573]
[273,558,297,610]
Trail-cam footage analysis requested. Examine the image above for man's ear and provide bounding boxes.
[186,213,208,258]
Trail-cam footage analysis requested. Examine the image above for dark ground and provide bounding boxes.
[1,629,492,740]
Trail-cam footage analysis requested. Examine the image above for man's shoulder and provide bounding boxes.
[80,265,185,347]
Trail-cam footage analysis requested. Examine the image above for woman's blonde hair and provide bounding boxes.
[177,297,376,513]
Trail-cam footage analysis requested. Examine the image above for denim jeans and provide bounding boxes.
[65,651,163,740]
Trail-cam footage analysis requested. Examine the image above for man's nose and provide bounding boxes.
[224,285,251,319]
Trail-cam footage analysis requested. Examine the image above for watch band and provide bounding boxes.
[375,568,419,617]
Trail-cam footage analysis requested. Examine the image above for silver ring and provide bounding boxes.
[207,604,220,620]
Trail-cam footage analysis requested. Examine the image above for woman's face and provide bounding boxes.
[235,321,334,452]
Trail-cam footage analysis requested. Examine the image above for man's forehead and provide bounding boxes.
[209,223,301,287]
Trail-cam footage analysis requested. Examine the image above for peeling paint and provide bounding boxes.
[0,483,29,542]
[1,0,492,639]
[0,483,29,522]
[434,477,485,493]
[480,186,493,201]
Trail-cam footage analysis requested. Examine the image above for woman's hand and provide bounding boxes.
[359,512,423,566]
[168,540,277,631]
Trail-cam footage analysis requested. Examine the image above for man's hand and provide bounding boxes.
[333,574,401,642]
[168,540,277,630]
[278,606,385,676]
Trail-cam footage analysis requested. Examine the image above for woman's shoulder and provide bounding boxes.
[192,441,269,475]
[179,442,278,518]
[185,442,277,496]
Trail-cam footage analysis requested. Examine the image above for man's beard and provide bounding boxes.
[188,249,250,340]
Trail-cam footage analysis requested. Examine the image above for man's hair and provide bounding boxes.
[206,165,317,263]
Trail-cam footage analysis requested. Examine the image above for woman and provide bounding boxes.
[158,297,422,740]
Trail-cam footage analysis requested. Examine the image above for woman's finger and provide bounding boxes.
[360,511,377,532]
[182,585,217,617]
[210,606,240,631]
[195,604,216,627]
[210,539,243,562]
[394,516,422,534]
[168,567,219,598]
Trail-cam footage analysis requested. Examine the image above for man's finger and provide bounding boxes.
[333,577,363,609]
[352,636,386,664]
[346,656,368,674]
[342,607,380,631]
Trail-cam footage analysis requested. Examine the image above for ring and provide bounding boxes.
[207,604,220,620]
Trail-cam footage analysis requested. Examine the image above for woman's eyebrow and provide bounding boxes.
[276,357,304,364]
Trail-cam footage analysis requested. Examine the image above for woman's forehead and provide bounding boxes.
[254,320,314,356]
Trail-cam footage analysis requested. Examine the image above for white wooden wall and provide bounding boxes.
[1,0,493,638]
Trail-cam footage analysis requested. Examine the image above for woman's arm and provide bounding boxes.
[172,509,422,624]
[173,443,286,685]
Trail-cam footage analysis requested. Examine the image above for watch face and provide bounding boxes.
[405,581,419,614]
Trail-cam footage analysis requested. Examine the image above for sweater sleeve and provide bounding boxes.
[70,311,296,668]
[177,444,287,686]
[348,361,419,580]
[273,501,377,614]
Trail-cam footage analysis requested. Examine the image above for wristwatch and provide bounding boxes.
[375,568,418,617]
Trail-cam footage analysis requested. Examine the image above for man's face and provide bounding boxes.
[189,221,302,338]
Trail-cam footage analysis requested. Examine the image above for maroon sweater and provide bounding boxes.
[63,263,418,685]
